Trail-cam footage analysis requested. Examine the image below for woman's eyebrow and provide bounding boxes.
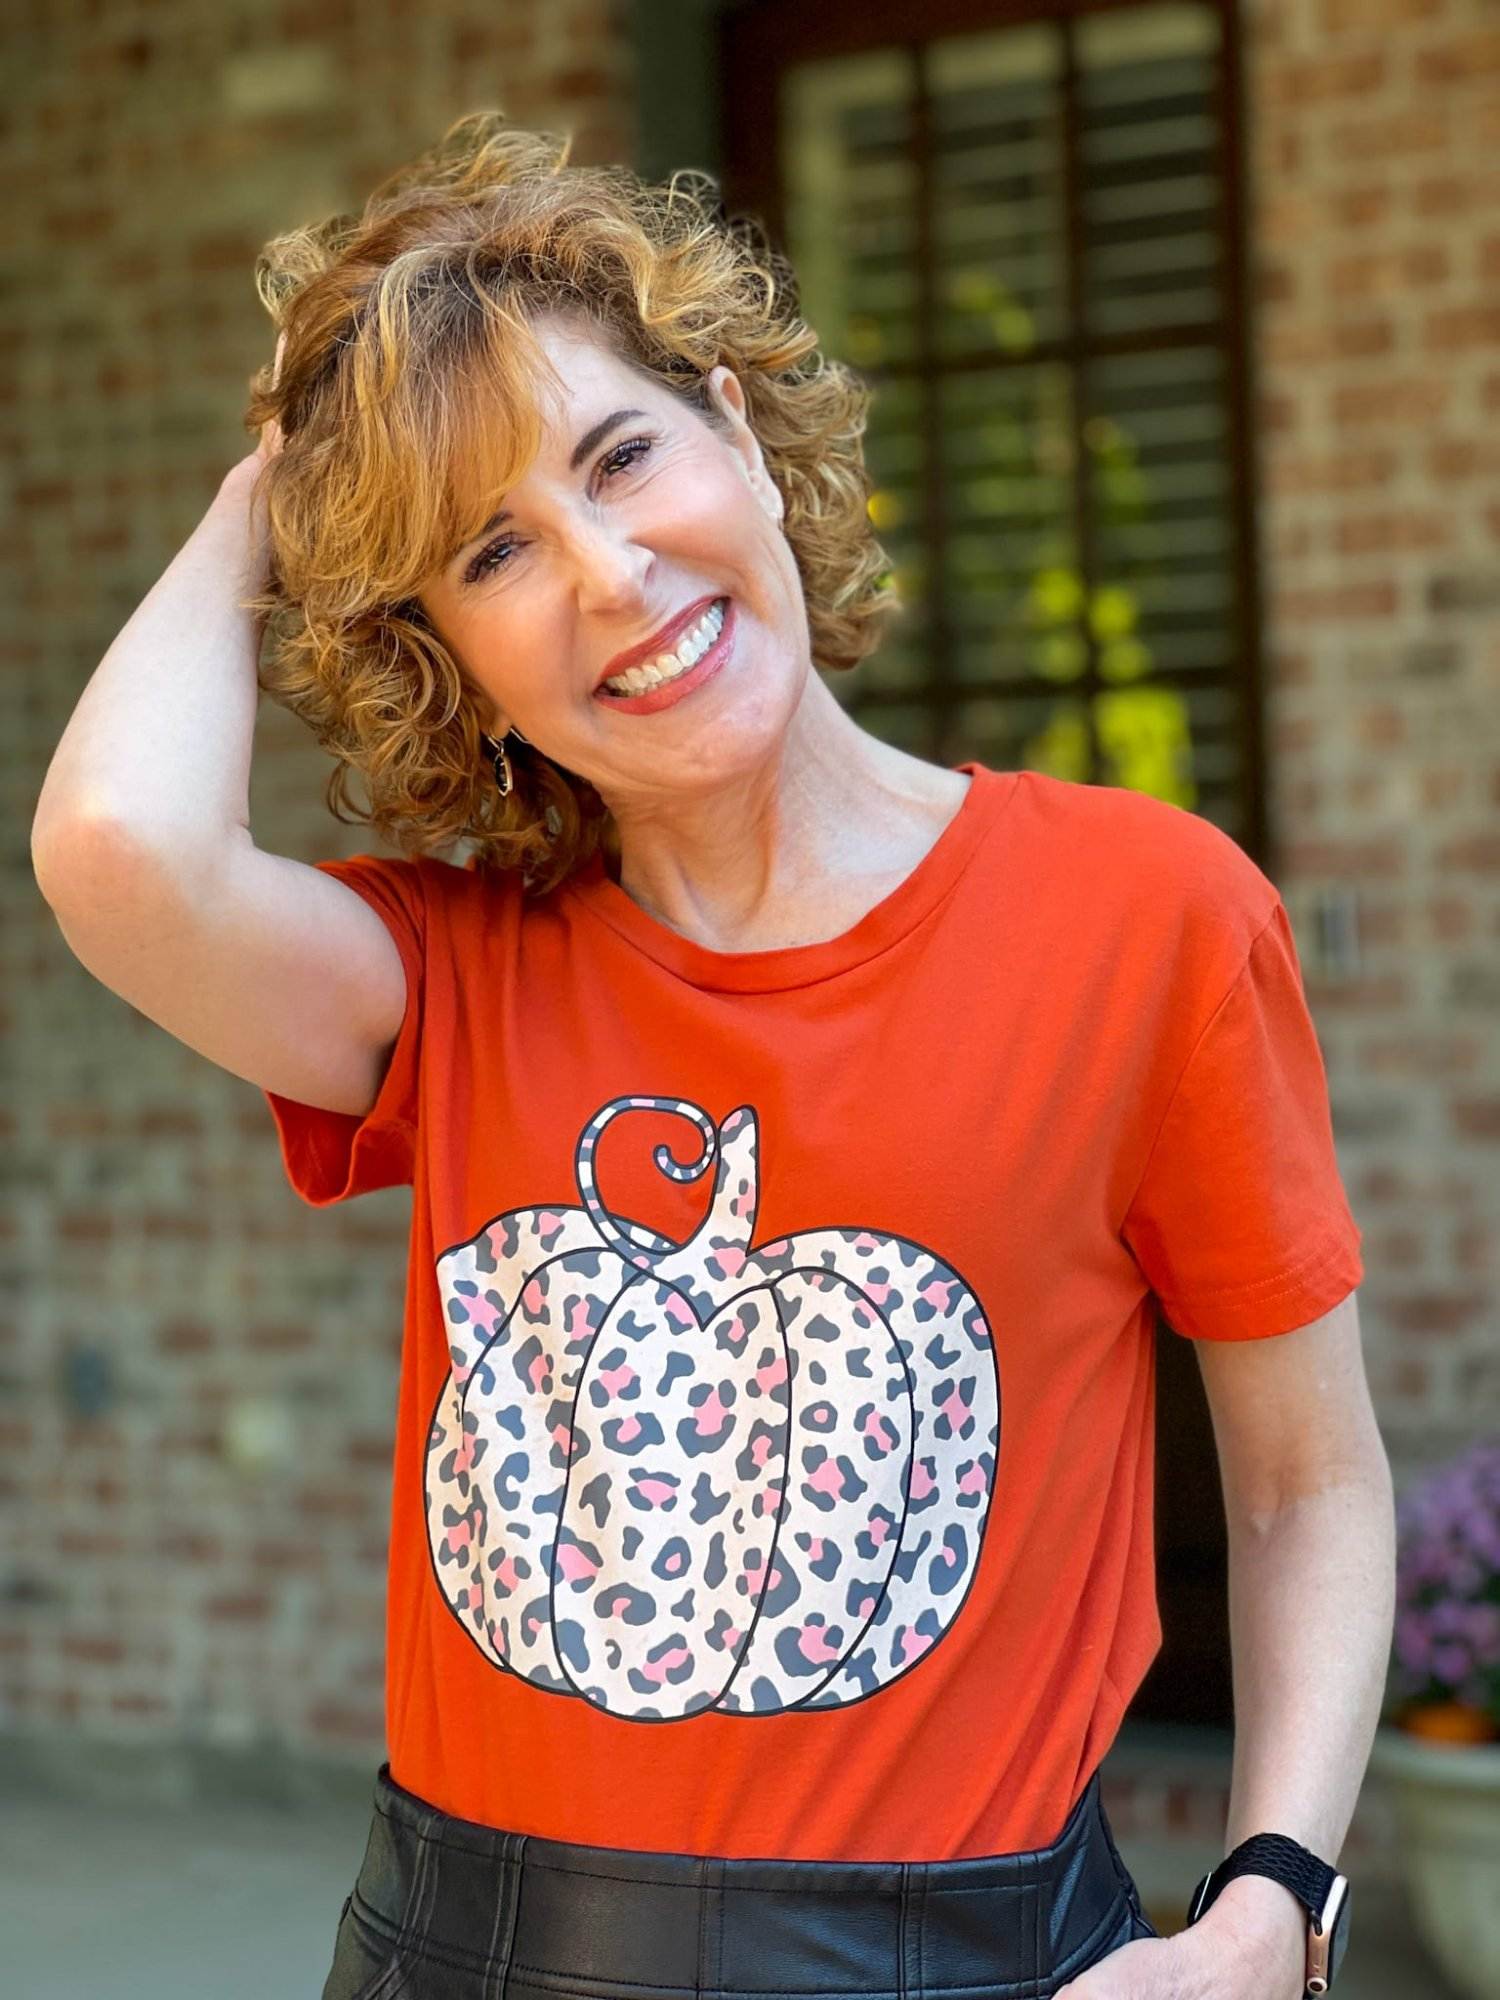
[450,407,650,568]
[569,407,648,472]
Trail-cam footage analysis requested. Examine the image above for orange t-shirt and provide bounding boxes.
[263,762,1364,1860]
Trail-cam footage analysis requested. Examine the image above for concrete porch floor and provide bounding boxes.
[0,1737,1462,1999]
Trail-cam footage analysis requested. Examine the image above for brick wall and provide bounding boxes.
[1243,0,1500,1477]
[5,0,635,1755]
[5,0,1497,1848]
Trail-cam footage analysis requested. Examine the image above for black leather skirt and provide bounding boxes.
[323,1760,1162,1999]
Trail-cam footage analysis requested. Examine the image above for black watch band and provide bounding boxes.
[1186,1833,1351,1995]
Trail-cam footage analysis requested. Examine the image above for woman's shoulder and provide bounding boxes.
[1005,767,1282,962]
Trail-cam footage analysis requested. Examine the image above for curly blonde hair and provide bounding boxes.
[243,109,900,896]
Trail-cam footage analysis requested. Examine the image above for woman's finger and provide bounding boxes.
[259,333,288,461]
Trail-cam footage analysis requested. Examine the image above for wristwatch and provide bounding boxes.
[1185,1833,1351,1995]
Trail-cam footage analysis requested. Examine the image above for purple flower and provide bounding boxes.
[1429,1599,1470,1637]
[1394,1611,1431,1670]
[1431,1641,1472,1690]
[1391,1435,1500,1725]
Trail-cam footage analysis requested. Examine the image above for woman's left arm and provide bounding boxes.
[1058,1290,1398,1999]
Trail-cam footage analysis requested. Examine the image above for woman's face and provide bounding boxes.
[417,315,808,810]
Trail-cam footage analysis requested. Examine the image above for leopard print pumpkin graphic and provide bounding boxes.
[424,1096,999,1720]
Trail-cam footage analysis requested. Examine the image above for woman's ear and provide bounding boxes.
[478,699,510,740]
[706,362,746,424]
[705,365,784,523]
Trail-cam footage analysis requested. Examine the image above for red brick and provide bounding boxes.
[1328,377,1450,429]
[1266,50,1390,105]
[157,1319,215,1355]
[1325,185,1396,231]
[1424,301,1500,353]
[1323,107,1451,163]
[1413,31,1500,87]
[1332,510,1452,556]
[245,1321,314,1353]
[61,1634,127,1665]
[1268,578,1402,622]
[1434,832,1500,871]
[203,1593,273,1623]
[1387,1290,1489,1336]
[1452,1096,1500,1139]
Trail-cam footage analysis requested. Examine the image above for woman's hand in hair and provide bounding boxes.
[226,330,287,487]
[216,331,287,595]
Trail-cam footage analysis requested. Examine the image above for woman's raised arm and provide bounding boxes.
[28,349,414,1119]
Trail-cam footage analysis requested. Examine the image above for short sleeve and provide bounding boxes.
[1120,898,1364,1340]
[261,854,426,1207]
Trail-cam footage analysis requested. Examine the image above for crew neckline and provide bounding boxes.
[558,760,1020,993]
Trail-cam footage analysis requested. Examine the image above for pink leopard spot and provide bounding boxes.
[807,1458,849,1499]
[554,1543,600,1584]
[936,1382,974,1431]
[796,1623,841,1666]
[692,1387,731,1437]
[755,1354,789,1392]
[641,1642,691,1686]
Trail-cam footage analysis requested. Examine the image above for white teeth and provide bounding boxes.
[602,600,726,695]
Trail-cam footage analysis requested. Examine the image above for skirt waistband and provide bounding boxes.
[331,1760,1156,2000]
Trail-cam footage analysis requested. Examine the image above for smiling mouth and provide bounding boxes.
[594,597,731,701]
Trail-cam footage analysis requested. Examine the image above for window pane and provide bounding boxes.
[1087,343,1235,679]
[780,51,918,370]
[955,679,1240,818]
[937,365,1080,689]
[953,691,1089,777]
[1093,675,1239,810]
[1085,341,1245,822]
[1077,3,1225,338]
[771,0,1248,828]
[928,26,1067,361]
[858,375,930,696]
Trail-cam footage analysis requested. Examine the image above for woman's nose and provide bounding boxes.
[567,520,654,607]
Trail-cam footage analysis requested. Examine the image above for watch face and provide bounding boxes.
[1187,1869,1212,1924]
[1329,1892,1350,1978]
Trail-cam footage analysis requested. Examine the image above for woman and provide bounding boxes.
[32,112,1395,2000]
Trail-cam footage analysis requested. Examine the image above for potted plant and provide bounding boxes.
[1368,1434,1500,2000]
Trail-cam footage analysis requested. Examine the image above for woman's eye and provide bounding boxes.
[463,436,655,585]
[466,535,518,584]
[598,435,654,479]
